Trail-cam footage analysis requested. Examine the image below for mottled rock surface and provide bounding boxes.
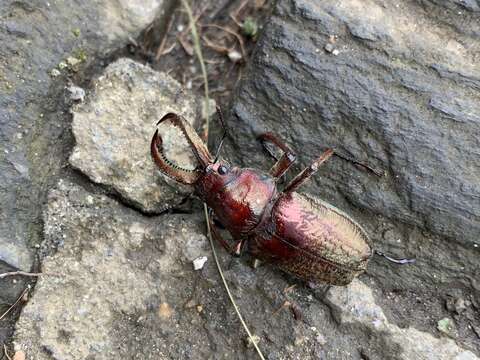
[225,0,480,299]
[15,181,477,359]
[325,280,479,360]
[0,0,166,271]
[70,58,208,213]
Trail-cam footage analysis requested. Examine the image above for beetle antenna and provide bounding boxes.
[214,106,227,163]
[374,250,416,265]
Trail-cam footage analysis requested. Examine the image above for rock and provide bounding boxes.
[225,0,480,296]
[67,84,86,102]
[324,280,478,360]
[192,256,208,270]
[12,351,25,360]
[14,181,212,359]
[70,58,207,213]
[437,317,457,338]
[0,0,166,278]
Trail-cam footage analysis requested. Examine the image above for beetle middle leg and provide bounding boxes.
[258,132,297,179]
[283,148,334,193]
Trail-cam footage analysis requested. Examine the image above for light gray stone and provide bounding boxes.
[325,280,478,360]
[14,181,211,359]
[70,58,209,213]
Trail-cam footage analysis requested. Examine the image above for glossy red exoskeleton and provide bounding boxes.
[151,110,413,285]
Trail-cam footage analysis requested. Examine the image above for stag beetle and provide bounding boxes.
[151,109,414,285]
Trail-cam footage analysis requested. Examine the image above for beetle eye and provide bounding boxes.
[218,165,229,175]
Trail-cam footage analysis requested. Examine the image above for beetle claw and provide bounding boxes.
[374,250,416,265]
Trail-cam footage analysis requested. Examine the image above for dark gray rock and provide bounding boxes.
[225,0,480,293]
[0,1,165,271]
[0,0,168,349]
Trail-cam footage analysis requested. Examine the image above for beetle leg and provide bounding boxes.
[208,210,234,254]
[258,132,297,179]
[283,148,334,193]
[208,210,246,257]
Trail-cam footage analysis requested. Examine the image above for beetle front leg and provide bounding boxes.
[208,210,245,257]
[258,132,297,179]
[283,148,334,193]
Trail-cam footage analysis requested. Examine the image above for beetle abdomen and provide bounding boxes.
[251,192,372,285]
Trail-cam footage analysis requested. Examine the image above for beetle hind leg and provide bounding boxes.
[258,132,297,179]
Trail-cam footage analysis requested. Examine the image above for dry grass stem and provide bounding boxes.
[155,14,175,60]
[4,345,12,360]
[0,287,29,321]
[0,271,43,279]
[201,24,246,59]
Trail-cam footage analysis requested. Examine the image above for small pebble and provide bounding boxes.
[13,351,26,360]
[66,56,81,67]
[324,43,334,53]
[316,333,327,346]
[67,85,86,102]
[437,317,456,338]
[228,50,243,63]
[158,302,173,319]
[245,335,260,348]
[193,256,207,270]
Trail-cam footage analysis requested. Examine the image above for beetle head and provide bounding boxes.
[193,161,242,200]
[151,112,233,188]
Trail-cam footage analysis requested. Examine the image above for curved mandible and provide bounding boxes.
[150,113,213,185]
[150,129,201,184]
[156,113,212,168]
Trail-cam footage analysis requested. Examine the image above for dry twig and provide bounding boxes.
[0,287,29,321]
[230,0,250,26]
[0,271,42,279]
[201,24,247,60]
[178,35,194,56]
[155,13,175,60]
[202,36,231,55]
[3,345,12,360]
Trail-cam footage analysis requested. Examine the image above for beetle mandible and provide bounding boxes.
[150,109,413,285]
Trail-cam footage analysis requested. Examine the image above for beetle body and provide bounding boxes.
[151,112,382,285]
[195,163,371,285]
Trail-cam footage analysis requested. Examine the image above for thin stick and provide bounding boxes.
[0,271,43,279]
[182,1,265,358]
[204,204,266,360]
[201,24,246,60]
[0,287,28,321]
[202,36,231,55]
[3,345,12,360]
[155,14,175,60]
[181,0,210,137]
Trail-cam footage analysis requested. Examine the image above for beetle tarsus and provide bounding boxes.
[374,250,416,265]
